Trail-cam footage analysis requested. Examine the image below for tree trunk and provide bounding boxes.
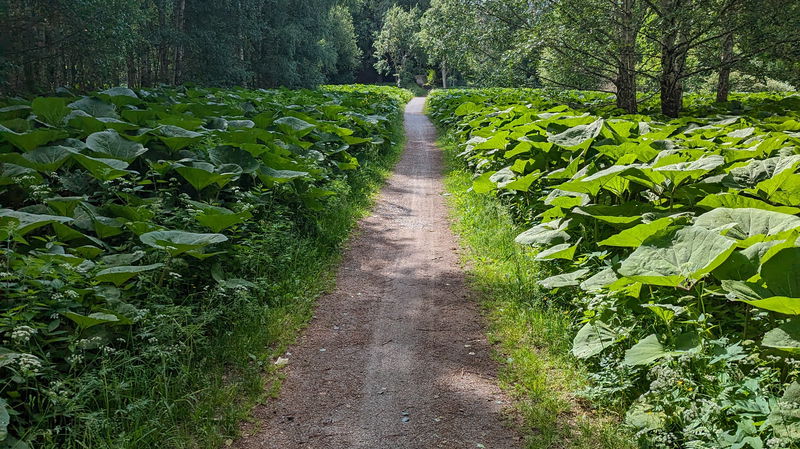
[441,60,448,89]
[174,0,186,84]
[660,50,685,117]
[716,32,734,103]
[615,0,638,113]
[658,0,688,117]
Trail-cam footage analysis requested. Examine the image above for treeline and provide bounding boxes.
[382,0,800,116]
[0,0,428,94]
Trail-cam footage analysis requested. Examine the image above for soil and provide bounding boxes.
[232,98,522,449]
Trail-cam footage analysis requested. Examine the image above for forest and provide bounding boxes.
[1,1,800,448]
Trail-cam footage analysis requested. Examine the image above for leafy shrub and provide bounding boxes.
[0,84,410,448]
[429,88,800,448]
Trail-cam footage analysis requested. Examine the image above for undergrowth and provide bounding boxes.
[440,134,636,449]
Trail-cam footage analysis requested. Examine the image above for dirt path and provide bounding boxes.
[233,98,521,449]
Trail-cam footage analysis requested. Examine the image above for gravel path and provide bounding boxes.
[233,97,521,449]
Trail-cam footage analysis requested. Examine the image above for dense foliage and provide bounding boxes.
[418,0,800,116]
[0,1,424,93]
[0,84,411,447]
[429,88,800,448]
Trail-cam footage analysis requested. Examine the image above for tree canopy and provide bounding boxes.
[1,0,798,117]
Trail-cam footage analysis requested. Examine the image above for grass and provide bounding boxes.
[439,134,636,449]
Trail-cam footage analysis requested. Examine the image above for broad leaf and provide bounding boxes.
[155,125,204,151]
[63,311,129,329]
[86,130,148,162]
[95,263,164,286]
[572,320,618,359]
[624,334,667,365]
[31,97,70,125]
[598,218,673,247]
[761,247,800,298]
[70,152,132,181]
[548,118,604,149]
[515,219,571,246]
[694,208,800,242]
[0,209,72,236]
[763,320,800,354]
[140,230,228,256]
[0,146,72,172]
[538,268,590,289]
[619,226,736,287]
[275,117,316,137]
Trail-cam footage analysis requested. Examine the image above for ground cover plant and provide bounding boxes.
[429,88,800,448]
[0,84,411,448]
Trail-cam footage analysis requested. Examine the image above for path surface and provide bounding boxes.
[234,98,521,449]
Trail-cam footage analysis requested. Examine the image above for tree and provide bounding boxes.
[444,0,647,112]
[350,0,430,82]
[540,0,649,113]
[641,0,800,116]
[323,5,363,84]
[419,0,471,88]
[0,0,370,93]
[373,5,424,87]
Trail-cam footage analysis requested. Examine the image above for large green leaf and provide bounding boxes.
[598,218,673,247]
[547,118,604,149]
[0,126,68,151]
[0,146,72,172]
[619,226,736,287]
[573,203,653,225]
[535,241,579,260]
[722,280,800,314]
[174,162,238,191]
[257,166,309,184]
[86,130,148,162]
[62,311,126,329]
[694,208,800,242]
[31,97,70,125]
[0,209,73,236]
[652,155,725,184]
[572,320,618,358]
[70,152,132,181]
[762,320,800,354]
[538,268,590,289]
[275,117,316,137]
[68,97,118,118]
[580,268,618,292]
[515,219,571,246]
[724,154,800,188]
[98,87,140,105]
[761,247,800,298]
[155,125,204,151]
[186,201,253,232]
[557,164,637,196]
[140,230,228,256]
[95,263,164,286]
[454,101,480,116]
[0,104,31,120]
[623,334,667,365]
[697,193,800,215]
[209,145,260,173]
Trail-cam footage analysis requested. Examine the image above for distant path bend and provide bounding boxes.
[234,97,521,449]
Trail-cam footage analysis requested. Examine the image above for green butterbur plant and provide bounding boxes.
[429,88,800,448]
[0,84,412,448]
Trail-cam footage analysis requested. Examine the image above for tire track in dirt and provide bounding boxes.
[233,97,521,449]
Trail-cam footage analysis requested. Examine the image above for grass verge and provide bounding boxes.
[440,134,636,449]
